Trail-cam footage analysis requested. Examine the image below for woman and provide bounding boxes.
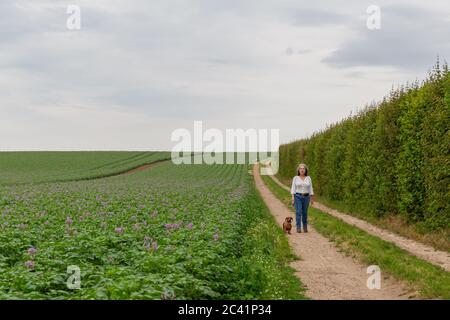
[290,163,314,233]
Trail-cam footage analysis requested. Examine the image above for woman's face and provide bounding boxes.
[299,165,306,175]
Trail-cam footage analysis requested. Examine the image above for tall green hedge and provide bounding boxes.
[279,61,450,232]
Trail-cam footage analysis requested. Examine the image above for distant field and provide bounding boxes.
[0,152,171,185]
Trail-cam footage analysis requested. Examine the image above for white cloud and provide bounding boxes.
[0,0,449,150]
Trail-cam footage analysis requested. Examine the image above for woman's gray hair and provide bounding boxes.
[297,163,308,176]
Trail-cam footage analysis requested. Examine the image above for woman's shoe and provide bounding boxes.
[303,227,308,233]
[297,228,302,233]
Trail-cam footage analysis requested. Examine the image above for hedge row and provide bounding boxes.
[279,61,449,232]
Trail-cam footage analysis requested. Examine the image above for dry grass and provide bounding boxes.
[375,215,450,253]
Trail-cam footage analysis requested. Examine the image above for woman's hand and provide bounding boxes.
[310,195,315,205]
[291,196,295,207]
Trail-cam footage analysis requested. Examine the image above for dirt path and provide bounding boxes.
[120,160,167,175]
[269,173,450,273]
[253,164,412,300]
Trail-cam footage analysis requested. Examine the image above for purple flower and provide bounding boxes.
[186,222,194,229]
[152,241,159,251]
[164,222,182,230]
[66,216,73,225]
[27,247,37,255]
[44,220,49,225]
[143,236,151,250]
[213,233,219,241]
[24,260,35,269]
[115,227,124,234]
[151,210,158,218]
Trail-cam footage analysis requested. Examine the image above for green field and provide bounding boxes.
[0,153,304,299]
[0,151,171,185]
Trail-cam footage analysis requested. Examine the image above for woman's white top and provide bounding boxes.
[290,176,314,195]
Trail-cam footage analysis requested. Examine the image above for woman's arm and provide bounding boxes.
[309,177,315,204]
[291,177,296,195]
[291,177,296,206]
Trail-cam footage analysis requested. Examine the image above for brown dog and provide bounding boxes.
[283,217,293,234]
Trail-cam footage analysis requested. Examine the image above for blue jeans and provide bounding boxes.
[294,193,310,230]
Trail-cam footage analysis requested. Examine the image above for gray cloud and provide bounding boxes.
[322,4,450,71]
[285,48,312,56]
[287,8,349,26]
[1,0,449,150]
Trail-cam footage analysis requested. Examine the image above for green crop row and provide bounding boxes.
[0,151,171,185]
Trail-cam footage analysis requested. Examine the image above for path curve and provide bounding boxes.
[269,173,450,272]
[253,163,412,300]
[120,159,167,175]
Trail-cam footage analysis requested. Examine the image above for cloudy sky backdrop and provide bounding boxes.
[1,0,449,150]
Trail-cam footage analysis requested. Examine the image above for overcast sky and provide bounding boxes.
[1,0,449,151]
